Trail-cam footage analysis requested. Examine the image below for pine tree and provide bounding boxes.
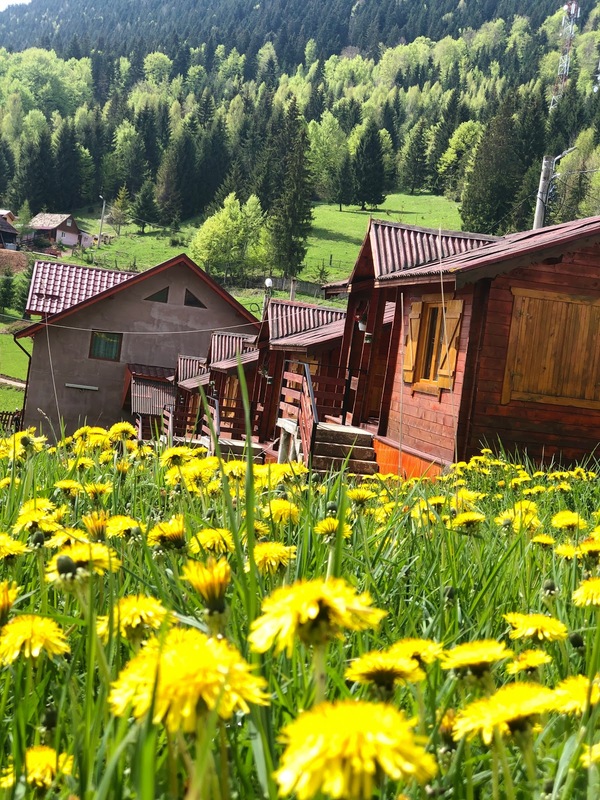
[353,119,386,210]
[398,118,428,195]
[53,119,81,209]
[0,267,14,314]
[131,179,159,233]
[9,129,53,214]
[108,186,130,234]
[460,106,523,234]
[269,98,314,277]
[333,151,355,211]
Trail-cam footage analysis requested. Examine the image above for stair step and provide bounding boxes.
[311,455,379,474]
[312,442,376,460]
[314,423,373,447]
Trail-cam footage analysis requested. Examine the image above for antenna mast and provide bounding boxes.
[549,1,580,110]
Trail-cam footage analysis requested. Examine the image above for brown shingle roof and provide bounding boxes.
[0,217,17,236]
[26,261,136,315]
[267,299,346,339]
[29,213,74,230]
[380,215,600,286]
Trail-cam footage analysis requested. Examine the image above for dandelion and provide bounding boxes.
[266,499,299,524]
[506,650,552,675]
[504,612,568,641]
[441,640,512,677]
[345,650,424,690]
[159,446,197,469]
[251,542,297,576]
[452,682,555,744]
[346,487,376,506]
[46,542,121,586]
[189,527,235,555]
[82,510,110,540]
[108,421,138,441]
[555,542,579,560]
[0,745,74,789]
[0,615,70,664]
[448,511,486,531]
[0,533,29,560]
[54,479,83,498]
[83,482,113,501]
[96,595,170,644]
[275,700,437,800]
[147,514,187,550]
[0,581,19,625]
[109,627,268,732]
[531,533,555,547]
[552,510,586,531]
[581,743,600,768]
[182,558,231,613]
[106,515,142,538]
[388,638,444,666]
[550,675,600,714]
[573,576,600,607]
[249,578,386,656]
[313,517,352,543]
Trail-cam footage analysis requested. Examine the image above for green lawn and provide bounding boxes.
[0,333,31,381]
[0,384,24,412]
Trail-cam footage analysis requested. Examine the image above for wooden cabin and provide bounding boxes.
[322,216,600,475]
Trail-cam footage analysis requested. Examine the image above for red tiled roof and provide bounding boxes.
[369,220,496,281]
[27,261,135,315]
[380,215,600,286]
[267,299,346,339]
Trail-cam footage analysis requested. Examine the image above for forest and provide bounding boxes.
[1,1,600,276]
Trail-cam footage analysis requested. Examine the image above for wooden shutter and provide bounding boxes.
[403,302,422,383]
[437,299,463,389]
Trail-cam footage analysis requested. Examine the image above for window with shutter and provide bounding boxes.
[501,287,600,409]
[403,297,463,393]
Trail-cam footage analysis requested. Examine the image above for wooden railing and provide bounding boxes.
[0,410,22,435]
[279,361,319,464]
[162,405,204,445]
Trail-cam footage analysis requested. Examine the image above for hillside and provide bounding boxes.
[0,0,564,68]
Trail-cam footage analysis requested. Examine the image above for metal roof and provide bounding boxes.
[369,219,496,281]
[209,331,256,364]
[179,372,211,391]
[177,354,207,382]
[379,215,600,285]
[29,213,75,230]
[210,348,260,374]
[127,363,174,381]
[267,299,346,339]
[27,261,136,315]
[130,377,176,416]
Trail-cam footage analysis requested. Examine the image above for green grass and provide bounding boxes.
[0,384,24,411]
[0,332,31,381]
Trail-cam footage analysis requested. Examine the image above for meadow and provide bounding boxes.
[1,424,600,798]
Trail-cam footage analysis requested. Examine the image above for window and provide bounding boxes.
[184,289,206,308]
[144,287,169,303]
[66,218,72,227]
[403,297,463,393]
[502,287,600,409]
[89,331,123,361]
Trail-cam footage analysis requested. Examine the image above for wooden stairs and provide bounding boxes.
[277,419,379,475]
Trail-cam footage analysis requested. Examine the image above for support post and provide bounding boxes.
[533,156,553,230]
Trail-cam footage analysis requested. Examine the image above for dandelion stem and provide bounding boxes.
[312,644,328,705]
[493,727,516,800]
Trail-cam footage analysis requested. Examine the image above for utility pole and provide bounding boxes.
[549,1,580,111]
[97,195,106,250]
[533,157,553,229]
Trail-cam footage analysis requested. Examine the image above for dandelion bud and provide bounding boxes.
[30,531,45,549]
[568,632,585,651]
[543,580,558,597]
[326,501,338,516]
[56,555,77,579]
[444,586,456,602]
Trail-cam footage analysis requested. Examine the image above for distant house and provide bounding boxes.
[0,209,16,225]
[0,217,18,250]
[16,254,259,435]
[29,213,93,248]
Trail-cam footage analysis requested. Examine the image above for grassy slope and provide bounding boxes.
[0,385,24,412]
[0,328,31,380]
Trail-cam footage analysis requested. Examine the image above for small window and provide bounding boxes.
[403,297,463,393]
[184,289,206,308]
[89,331,122,361]
[145,287,169,303]
[66,218,72,227]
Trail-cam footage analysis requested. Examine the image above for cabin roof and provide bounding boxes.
[267,298,346,339]
[27,261,135,315]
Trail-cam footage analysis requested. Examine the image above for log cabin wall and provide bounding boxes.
[385,285,475,466]
[466,245,600,462]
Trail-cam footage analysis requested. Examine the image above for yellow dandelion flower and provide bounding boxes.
[0,532,29,560]
[67,456,95,472]
[275,700,437,800]
[46,542,121,585]
[452,682,555,744]
[0,581,19,624]
[550,675,600,714]
[581,743,600,768]
[83,482,113,500]
[54,479,83,498]
[223,460,248,479]
[159,446,198,468]
[189,527,235,555]
[504,612,568,641]
[313,517,352,542]
[0,615,70,664]
[0,476,20,489]
[573,577,600,607]
[0,745,74,789]
[182,558,231,612]
[505,650,552,675]
[106,515,142,538]
[108,421,138,441]
[45,528,90,549]
[249,578,386,656]
[345,650,424,689]
[531,533,555,547]
[82,510,110,540]
[552,510,587,531]
[388,638,444,666]
[147,514,187,550]
[578,538,600,560]
[96,595,170,643]
[251,542,297,576]
[266,499,299,524]
[109,627,268,732]
[555,542,579,560]
[441,640,512,677]
[447,511,486,531]
[346,487,377,506]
